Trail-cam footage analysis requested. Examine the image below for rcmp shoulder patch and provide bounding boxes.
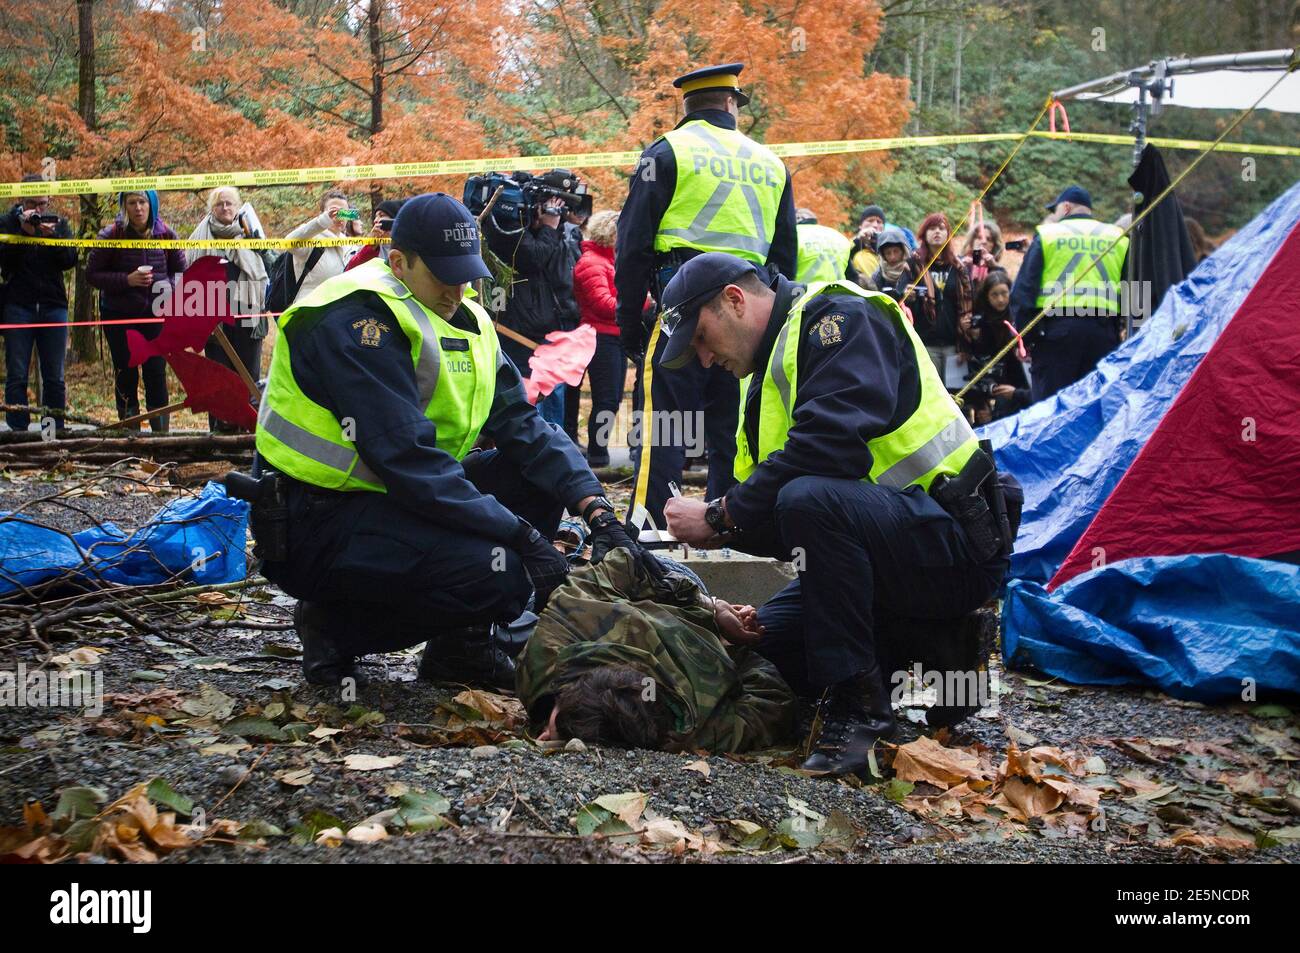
[812,313,846,349]
[350,316,391,348]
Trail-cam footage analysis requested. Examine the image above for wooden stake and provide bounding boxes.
[211,326,261,400]
[103,400,188,431]
[493,322,540,351]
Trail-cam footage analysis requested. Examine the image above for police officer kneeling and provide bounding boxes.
[242,193,646,690]
[661,253,1016,777]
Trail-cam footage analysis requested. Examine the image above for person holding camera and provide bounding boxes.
[614,63,798,533]
[960,220,1004,287]
[864,227,915,305]
[960,270,1031,424]
[907,212,972,380]
[481,176,580,428]
[86,191,187,430]
[344,198,407,272]
[283,189,361,306]
[849,204,885,282]
[251,193,657,689]
[1,175,77,432]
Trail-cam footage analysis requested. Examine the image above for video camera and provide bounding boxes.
[962,357,1005,409]
[463,169,591,233]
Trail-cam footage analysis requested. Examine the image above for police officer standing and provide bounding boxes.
[1009,184,1129,401]
[659,253,1015,777]
[251,193,650,689]
[794,208,856,285]
[616,63,798,532]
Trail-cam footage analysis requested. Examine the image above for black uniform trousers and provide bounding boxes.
[749,475,1007,697]
[1028,316,1120,402]
[627,324,738,530]
[261,449,563,657]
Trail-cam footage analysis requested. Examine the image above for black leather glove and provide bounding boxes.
[619,314,649,363]
[513,520,569,609]
[588,511,668,583]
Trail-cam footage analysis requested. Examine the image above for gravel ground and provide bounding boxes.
[3,468,1298,864]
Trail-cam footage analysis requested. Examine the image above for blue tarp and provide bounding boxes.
[983,181,1300,697]
[1004,554,1300,702]
[0,481,248,595]
[979,181,1300,585]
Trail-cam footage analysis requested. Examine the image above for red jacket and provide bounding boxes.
[573,240,619,336]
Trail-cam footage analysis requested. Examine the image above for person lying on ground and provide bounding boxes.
[516,548,796,753]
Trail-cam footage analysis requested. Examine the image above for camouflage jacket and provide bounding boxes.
[516,549,796,753]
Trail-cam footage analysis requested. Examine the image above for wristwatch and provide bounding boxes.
[705,497,735,536]
[581,496,615,525]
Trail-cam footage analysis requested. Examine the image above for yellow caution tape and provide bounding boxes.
[772,133,1024,157]
[2,131,1293,201]
[0,153,643,199]
[0,234,388,250]
[1029,130,1300,156]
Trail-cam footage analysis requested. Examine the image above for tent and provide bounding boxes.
[981,179,1300,701]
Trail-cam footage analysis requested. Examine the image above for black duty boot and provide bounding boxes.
[924,607,998,730]
[293,600,368,687]
[801,669,896,777]
[418,625,517,692]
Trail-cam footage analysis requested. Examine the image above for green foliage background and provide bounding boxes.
[850,0,1298,236]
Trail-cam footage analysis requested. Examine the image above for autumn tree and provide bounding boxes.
[500,0,912,228]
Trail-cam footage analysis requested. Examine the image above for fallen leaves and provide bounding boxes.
[343,754,403,771]
[567,791,859,856]
[0,779,233,864]
[50,646,108,667]
[275,768,314,787]
[892,735,993,789]
[891,738,1106,832]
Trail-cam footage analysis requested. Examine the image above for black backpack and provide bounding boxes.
[265,246,324,313]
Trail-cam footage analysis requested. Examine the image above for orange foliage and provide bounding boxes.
[0,0,910,230]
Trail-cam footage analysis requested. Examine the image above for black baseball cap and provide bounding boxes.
[659,253,765,370]
[390,192,492,284]
[1045,184,1092,211]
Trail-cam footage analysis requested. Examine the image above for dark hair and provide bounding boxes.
[553,666,673,749]
[376,198,407,219]
[700,270,772,317]
[972,269,1015,350]
[320,188,349,211]
[684,89,736,112]
[973,269,1012,316]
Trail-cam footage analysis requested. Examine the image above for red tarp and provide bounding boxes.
[126,255,238,366]
[164,348,257,430]
[1052,222,1300,588]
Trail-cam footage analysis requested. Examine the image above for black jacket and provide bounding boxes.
[283,288,602,544]
[0,205,77,308]
[483,216,579,342]
[725,277,921,532]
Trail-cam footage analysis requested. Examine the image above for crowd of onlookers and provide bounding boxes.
[0,179,1215,442]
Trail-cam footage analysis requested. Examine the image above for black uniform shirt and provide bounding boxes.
[614,109,799,332]
[285,289,603,543]
[724,278,921,531]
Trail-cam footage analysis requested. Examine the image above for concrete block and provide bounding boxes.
[670,547,796,607]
